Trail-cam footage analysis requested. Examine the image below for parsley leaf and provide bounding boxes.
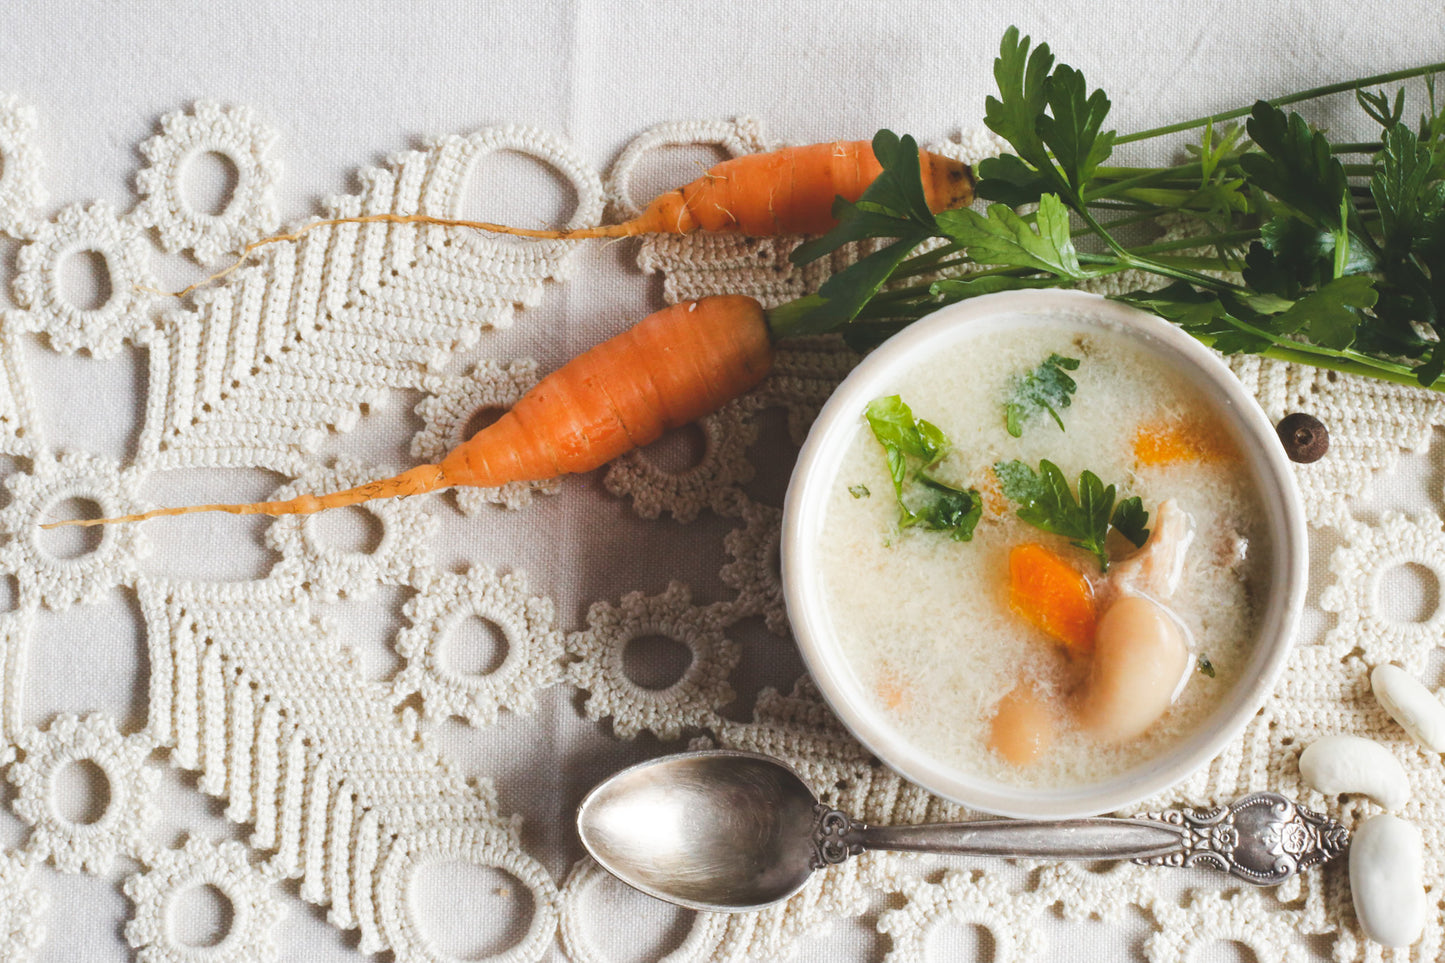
[982,27,1116,203]
[1372,122,1445,259]
[935,194,1089,278]
[864,396,982,541]
[993,459,1148,570]
[1240,101,1351,230]
[1038,63,1116,194]
[1268,275,1378,349]
[1197,655,1216,678]
[985,27,1055,180]
[1003,352,1081,437]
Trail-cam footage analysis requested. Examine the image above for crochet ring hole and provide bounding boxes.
[1378,562,1441,624]
[640,424,706,474]
[183,150,240,218]
[169,883,234,948]
[462,405,505,441]
[442,615,509,677]
[52,758,110,825]
[59,248,112,313]
[39,496,104,558]
[311,506,385,556]
[926,921,997,963]
[410,861,534,960]
[460,149,578,244]
[1195,939,1260,963]
[623,634,692,690]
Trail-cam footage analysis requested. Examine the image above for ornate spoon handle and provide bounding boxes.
[820,792,1349,885]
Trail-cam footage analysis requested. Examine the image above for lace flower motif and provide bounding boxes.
[603,401,756,522]
[12,202,157,357]
[1320,511,1445,674]
[264,458,436,601]
[718,495,786,635]
[123,836,285,963]
[0,451,149,609]
[8,713,158,874]
[411,359,560,512]
[392,566,565,726]
[566,582,739,739]
[878,870,1046,963]
[134,101,281,265]
[0,94,46,239]
[373,821,558,963]
[0,849,47,958]
[1146,890,1308,963]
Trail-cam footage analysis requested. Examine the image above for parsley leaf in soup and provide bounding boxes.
[993,458,1149,570]
[1111,495,1151,548]
[864,396,983,542]
[1003,352,1081,437]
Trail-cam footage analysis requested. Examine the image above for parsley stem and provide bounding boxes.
[1198,310,1416,375]
[1195,334,1423,388]
[1074,205,1247,294]
[1085,162,1205,201]
[1117,61,1445,144]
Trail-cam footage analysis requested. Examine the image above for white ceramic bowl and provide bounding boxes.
[781,289,1307,818]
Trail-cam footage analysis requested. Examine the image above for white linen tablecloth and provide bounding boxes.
[1,3,1442,961]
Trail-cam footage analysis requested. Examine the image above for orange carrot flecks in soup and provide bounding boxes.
[1132,414,1237,467]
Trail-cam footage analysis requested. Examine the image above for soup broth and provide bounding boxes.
[816,321,1269,789]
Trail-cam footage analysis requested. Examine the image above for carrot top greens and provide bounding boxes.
[767,27,1445,393]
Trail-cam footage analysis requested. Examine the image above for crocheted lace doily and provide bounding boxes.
[0,99,1440,962]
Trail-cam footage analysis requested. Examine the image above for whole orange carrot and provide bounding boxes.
[46,296,774,527]
[176,141,975,296]
[602,140,974,238]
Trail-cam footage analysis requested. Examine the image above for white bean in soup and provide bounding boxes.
[816,323,1269,790]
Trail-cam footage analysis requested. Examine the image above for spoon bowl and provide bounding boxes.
[577,749,820,911]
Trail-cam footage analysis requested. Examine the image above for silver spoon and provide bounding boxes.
[577,749,1349,913]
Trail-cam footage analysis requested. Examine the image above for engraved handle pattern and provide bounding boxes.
[809,792,1349,884]
[1132,792,1350,885]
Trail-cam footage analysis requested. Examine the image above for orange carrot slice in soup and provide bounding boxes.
[1008,543,1097,654]
[1132,414,1236,467]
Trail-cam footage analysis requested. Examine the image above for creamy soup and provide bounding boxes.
[816,322,1269,789]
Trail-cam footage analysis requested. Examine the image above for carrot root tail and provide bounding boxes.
[39,463,448,529]
[161,214,643,299]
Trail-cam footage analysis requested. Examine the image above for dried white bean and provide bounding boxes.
[1370,663,1445,752]
[1297,735,1410,811]
[1349,814,1425,947]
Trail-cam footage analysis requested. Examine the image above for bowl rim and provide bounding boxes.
[780,289,1307,818]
